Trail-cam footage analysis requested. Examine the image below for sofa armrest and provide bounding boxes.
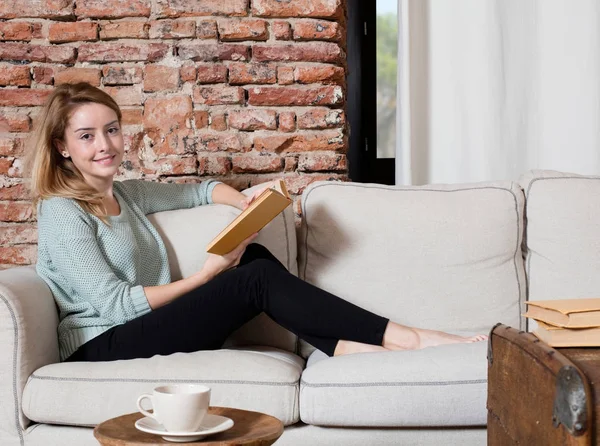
[0,266,59,443]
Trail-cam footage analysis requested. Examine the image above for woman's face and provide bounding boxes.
[58,102,124,188]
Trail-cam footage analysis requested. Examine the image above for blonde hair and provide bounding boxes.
[27,82,122,224]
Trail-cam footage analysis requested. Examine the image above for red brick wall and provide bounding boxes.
[0,0,348,269]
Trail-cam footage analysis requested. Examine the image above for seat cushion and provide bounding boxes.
[300,340,487,427]
[147,183,298,352]
[298,181,526,356]
[23,347,303,427]
[520,170,600,307]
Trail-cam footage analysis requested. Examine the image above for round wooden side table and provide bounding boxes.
[93,406,284,445]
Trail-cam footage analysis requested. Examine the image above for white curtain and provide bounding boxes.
[397,0,600,185]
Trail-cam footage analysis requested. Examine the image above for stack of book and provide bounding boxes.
[523,298,600,347]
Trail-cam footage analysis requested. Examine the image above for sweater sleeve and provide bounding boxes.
[118,179,221,215]
[39,199,151,322]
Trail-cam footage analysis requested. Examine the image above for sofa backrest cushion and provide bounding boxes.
[520,170,600,314]
[146,184,298,352]
[298,181,526,354]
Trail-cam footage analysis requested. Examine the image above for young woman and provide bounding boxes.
[28,82,486,363]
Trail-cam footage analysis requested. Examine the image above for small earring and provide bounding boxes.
[62,152,69,157]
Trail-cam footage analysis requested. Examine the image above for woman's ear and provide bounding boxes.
[54,140,69,158]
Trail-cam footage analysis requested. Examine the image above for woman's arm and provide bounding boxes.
[211,183,246,210]
[143,233,258,309]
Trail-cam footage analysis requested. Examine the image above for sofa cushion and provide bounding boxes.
[300,341,487,427]
[298,181,526,355]
[22,347,303,427]
[520,170,600,312]
[147,183,298,352]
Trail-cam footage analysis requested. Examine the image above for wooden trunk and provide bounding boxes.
[488,324,600,446]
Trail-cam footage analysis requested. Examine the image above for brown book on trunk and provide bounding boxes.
[523,298,600,328]
[206,180,292,255]
[532,320,600,347]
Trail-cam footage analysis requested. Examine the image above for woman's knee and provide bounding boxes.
[239,243,285,269]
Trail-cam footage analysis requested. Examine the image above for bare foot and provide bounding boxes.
[334,340,390,356]
[414,329,488,350]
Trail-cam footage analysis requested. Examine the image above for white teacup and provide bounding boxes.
[136,384,211,432]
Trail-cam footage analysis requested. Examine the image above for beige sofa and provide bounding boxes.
[2,169,596,445]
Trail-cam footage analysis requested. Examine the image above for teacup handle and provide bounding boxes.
[136,394,157,420]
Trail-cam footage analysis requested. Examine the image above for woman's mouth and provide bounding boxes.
[94,155,116,165]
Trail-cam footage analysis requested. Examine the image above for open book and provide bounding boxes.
[524,298,600,328]
[206,180,292,255]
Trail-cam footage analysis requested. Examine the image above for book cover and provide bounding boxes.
[206,180,292,255]
[524,298,600,328]
[533,320,600,347]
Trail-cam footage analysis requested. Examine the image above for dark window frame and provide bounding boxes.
[347,0,396,185]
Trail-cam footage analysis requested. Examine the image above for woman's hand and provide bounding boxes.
[199,233,258,280]
[240,181,277,210]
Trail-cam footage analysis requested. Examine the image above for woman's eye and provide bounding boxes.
[80,134,92,140]
[108,127,120,134]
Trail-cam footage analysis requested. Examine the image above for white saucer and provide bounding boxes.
[135,414,234,442]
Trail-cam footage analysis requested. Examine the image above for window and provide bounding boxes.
[347,0,397,184]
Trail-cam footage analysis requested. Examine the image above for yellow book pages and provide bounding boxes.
[206,181,291,255]
[524,298,600,328]
[533,320,600,347]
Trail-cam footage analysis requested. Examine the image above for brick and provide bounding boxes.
[297,109,344,129]
[121,108,143,125]
[284,173,346,195]
[154,0,248,19]
[196,64,227,84]
[197,20,217,39]
[143,95,192,131]
[277,66,294,85]
[153,157,197,176]
[278,111,295,132]
[284,155,297,172]
[198,154,231,176]
[232,153,282,173]
[229,109,276,131]
[0,65,31,87]
[55,68,101,86]
[179,65,196,82]
[0,113,30,132]
[0,89,52,106]
[100,21,149,40]
[0,43,75,63]
[228,62,276,85]
[272,21,291,40]
[0,138,24,156]
[102,66,143,85]
[48,22,98,43]
[294,20,341,41]
[0,201,32,222]
[0,224,37,244]
[248,85,343,106]
[76,0,151,19]
[193,110,208,129]
[32,66,54,85]
[0,245,37,264]
[177,43,249,62]
[0,22,43,41]
[252,0,342,19]
[78,43,169,62]
[103,85,142,106]
[143,65,179,92]
[193,85,244,105]
[218,19,268,41]
[254,130,344,153]
[149,20,195,39]
[253,42,343,64]
[0,183,29,200]
[209,112,227,131]
[298,152,346,171]
[143,129,194,157]
[184,133,249,153]
[0,1,74,20]
[294,65,344,84]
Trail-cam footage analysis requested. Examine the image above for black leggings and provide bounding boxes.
[65,244,389,362]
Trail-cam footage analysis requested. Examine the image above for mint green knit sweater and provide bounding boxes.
[36,179,220,361]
